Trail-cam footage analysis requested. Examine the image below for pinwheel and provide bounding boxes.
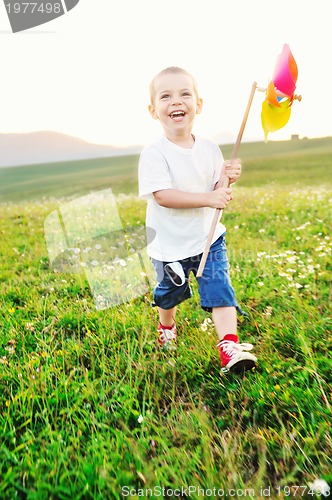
[197,44,301,277]
[261,44,301,141]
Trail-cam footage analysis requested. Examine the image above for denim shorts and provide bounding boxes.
[151,234,240,313]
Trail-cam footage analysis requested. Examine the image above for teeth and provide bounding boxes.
[171,111,185,117]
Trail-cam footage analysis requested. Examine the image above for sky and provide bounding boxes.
[1,0,332,147]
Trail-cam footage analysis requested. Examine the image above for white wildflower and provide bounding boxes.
[308,479,330,497]
[262,306,273,317]
[200,317,212,332]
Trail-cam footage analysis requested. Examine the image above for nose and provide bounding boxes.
[171,99,183,106]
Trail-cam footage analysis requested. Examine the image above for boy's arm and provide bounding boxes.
[153,187,232,210]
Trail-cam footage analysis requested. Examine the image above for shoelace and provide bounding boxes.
[217,340,253,357]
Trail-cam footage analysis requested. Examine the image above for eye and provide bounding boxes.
[160,94,170,100]
[182,91,192,97]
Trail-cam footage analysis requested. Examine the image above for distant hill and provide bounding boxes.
[0,136,331,203]
[0,131,143,168]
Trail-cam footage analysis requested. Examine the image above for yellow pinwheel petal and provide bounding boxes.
[261,100,291,142]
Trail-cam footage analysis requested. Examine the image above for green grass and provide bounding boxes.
[0,138,331,498]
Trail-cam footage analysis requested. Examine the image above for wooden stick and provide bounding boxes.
[196,81,258,278]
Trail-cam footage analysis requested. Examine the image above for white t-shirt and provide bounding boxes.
[138,134,226,261]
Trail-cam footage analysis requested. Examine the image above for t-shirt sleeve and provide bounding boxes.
[138,145,173,199]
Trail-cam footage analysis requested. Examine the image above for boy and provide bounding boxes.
[138,67,256,373]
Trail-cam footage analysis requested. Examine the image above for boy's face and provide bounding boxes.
[149,72,202,139]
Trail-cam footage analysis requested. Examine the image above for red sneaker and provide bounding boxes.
[217,334,257,373]
[157,323,177,351]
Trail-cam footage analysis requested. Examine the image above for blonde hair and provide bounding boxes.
[149,66,199,104]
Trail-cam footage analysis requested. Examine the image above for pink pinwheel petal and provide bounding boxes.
[272,44,298,97]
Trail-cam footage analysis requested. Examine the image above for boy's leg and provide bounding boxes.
[158,306,176,327]
[151,258,191,350]
[197,235,256,372]
[212,305,256,373]
[157,306,177,350]
[212,306,237,341]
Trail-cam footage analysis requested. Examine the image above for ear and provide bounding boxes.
[148,104,159,120]
[196,97,203,115]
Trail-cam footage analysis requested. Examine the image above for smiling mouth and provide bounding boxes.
[170,110,185,119]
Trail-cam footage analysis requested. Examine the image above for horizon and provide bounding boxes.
[1,128,332,150]
[1,132,332,171]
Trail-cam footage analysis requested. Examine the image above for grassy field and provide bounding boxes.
[0,138,331,498]
[1,136,332,203]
